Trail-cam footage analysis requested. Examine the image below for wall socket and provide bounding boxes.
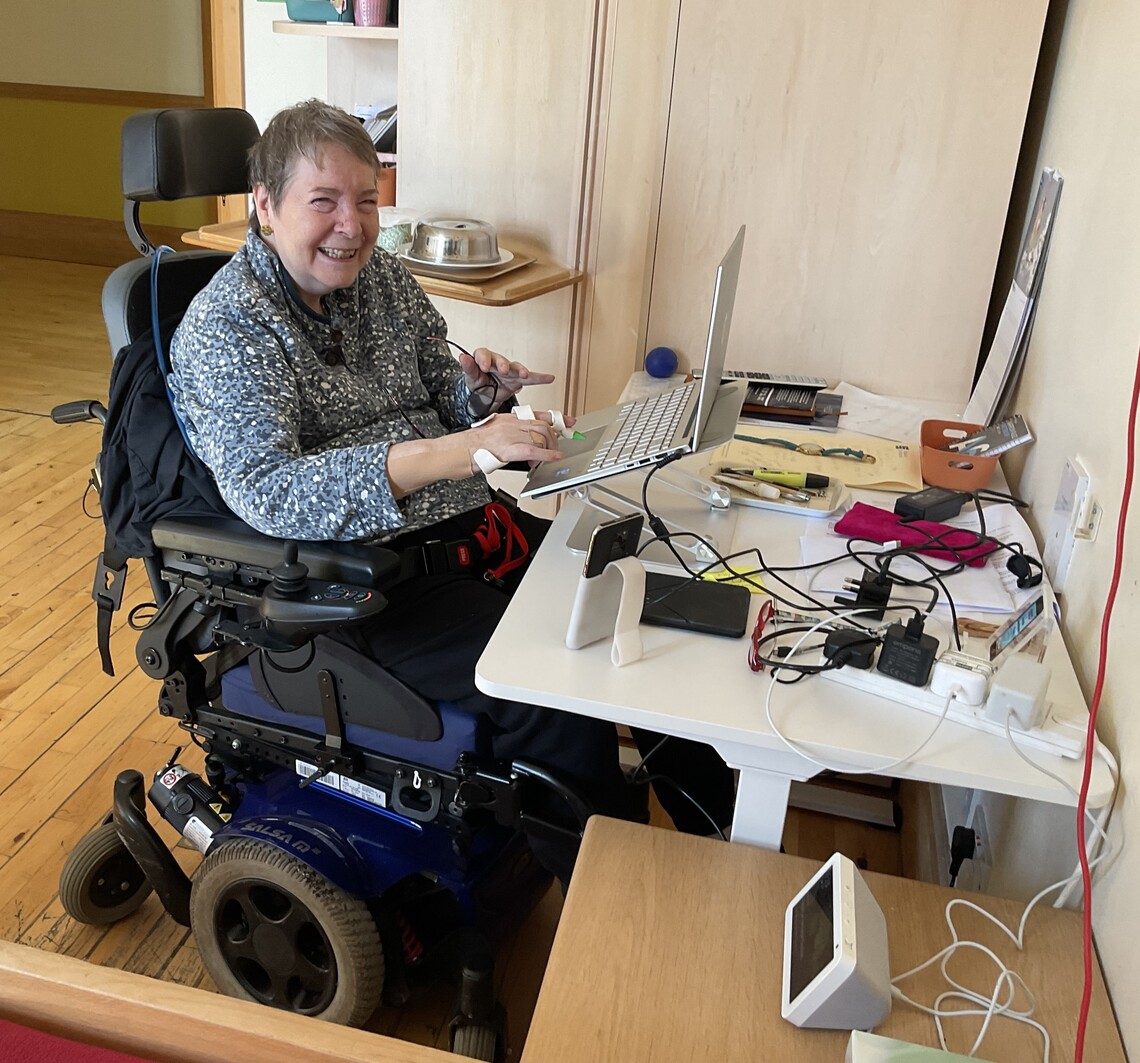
[1042,457,1100,593]
[959,796,993,892]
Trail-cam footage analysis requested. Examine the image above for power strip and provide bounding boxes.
[818,661,1084,758]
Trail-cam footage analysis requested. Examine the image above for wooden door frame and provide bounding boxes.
[204,0,248,223]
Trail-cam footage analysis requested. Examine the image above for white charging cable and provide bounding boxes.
[890,733,1120,1062]
[763,611,959,774]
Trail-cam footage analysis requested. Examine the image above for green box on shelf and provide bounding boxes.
[285,0,354,23]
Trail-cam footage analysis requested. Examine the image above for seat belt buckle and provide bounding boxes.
[420,538,477,576]
[92,552,128,610]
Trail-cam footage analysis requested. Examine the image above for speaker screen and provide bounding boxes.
[789,865,837,1001]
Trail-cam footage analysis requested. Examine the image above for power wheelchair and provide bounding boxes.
[51,107,593,1060]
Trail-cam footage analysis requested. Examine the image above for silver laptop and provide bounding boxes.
[522,225,748,499]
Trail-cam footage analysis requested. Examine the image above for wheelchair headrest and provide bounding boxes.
[122,108,261,202]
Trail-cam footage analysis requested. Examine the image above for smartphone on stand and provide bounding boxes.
[583,514,644,578]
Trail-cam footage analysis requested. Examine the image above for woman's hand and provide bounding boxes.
[386,408,577,499]
[466,410,570,469]
[459,347,555,415]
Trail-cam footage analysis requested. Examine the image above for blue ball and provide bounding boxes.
[645,346,678,378]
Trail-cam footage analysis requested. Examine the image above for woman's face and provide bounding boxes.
[253,142,380,312]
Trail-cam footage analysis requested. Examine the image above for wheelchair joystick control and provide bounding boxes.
[270,542,309,595]
[261,540,387,637]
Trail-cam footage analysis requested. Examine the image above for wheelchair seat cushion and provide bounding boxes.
[221,664,485,770]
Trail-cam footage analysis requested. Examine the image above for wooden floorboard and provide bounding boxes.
[0,253,904,1056]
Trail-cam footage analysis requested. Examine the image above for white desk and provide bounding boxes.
[476,474,1113,848]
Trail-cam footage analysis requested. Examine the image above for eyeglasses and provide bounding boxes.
[428,335,504,420]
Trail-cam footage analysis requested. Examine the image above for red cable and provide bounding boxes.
[1073,338,1139,1061]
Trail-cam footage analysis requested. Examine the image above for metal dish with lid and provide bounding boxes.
[409,216,499,265]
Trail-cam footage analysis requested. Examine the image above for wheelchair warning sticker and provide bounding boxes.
[159,765,188,789]
[182,815,214,853]
[296,760,386,809]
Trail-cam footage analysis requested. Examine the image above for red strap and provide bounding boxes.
[472,502,530,581]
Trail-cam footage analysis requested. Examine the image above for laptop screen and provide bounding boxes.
[691,225,745,449]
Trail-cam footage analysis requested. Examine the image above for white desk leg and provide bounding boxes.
[728,770,792,849]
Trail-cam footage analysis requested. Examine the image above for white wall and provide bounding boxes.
[242,0,327,132]
[995,0,1140,1053]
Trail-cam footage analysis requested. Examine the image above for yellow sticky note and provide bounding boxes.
[697,569,766,594]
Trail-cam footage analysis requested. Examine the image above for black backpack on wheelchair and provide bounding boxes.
[52,108,588,1059]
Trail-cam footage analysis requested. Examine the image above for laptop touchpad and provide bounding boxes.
[560,424,606,456]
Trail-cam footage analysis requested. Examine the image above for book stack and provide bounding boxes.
[740,385,844,430]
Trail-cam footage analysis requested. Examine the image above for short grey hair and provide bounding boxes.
[249,99,379,207]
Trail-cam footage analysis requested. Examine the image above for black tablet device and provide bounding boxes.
[641,572,751,638]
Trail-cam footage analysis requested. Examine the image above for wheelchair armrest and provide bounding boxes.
[152,517,402,588]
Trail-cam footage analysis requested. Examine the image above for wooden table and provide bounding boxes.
[522,817,1126,1063]
[182,221,585,307]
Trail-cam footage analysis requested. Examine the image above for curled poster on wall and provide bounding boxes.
[965,168,1063,426]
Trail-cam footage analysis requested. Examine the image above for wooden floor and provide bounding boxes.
[0,254,902,1056]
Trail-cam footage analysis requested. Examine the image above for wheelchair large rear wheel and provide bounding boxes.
[190,837,384,1026]
[59,821,153,925]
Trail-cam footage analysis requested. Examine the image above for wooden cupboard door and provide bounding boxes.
[396,1,599,410]
[646,0,1048,403]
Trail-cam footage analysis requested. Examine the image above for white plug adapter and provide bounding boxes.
[983,655,1052,730]
[930,652,992,706]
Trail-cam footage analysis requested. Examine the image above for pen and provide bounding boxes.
[727,468,830,490]
[714,472,811,503]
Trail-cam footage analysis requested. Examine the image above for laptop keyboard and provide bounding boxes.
[588,383,695,472]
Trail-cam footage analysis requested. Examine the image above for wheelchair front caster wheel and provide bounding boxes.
[59,821,153,925]
[450,1022,498,1062]
[190,837,384,1026]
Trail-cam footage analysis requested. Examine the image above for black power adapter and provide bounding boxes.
[834,570,893,620]
[822,628,878,670]
[893,487,970,523]
[876,617,938,686]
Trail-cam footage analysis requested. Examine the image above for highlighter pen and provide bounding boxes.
[748,469,830,490]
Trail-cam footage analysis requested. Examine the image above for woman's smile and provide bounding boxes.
[253,143,380,313]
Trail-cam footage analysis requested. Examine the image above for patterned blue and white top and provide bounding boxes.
[169,226,492,542]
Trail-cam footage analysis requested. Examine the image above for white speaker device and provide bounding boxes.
[781,852,892,1030]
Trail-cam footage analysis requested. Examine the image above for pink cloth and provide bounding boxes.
[833,502,996,567]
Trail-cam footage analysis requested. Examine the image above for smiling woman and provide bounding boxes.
[162,98,689,885]
[250,105,382,312]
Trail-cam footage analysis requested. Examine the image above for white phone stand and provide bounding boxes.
[565,555,645,666]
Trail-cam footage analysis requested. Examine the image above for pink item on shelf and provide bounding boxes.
[354,0,389,26]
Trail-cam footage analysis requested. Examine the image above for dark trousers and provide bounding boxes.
[354,507,735,880]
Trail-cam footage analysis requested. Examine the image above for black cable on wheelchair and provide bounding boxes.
[636,772,726,841]
[630,733,670,777]
[127,602,159,630]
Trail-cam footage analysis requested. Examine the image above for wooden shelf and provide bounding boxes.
[272,19,398,40]
[182,222,584,308]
